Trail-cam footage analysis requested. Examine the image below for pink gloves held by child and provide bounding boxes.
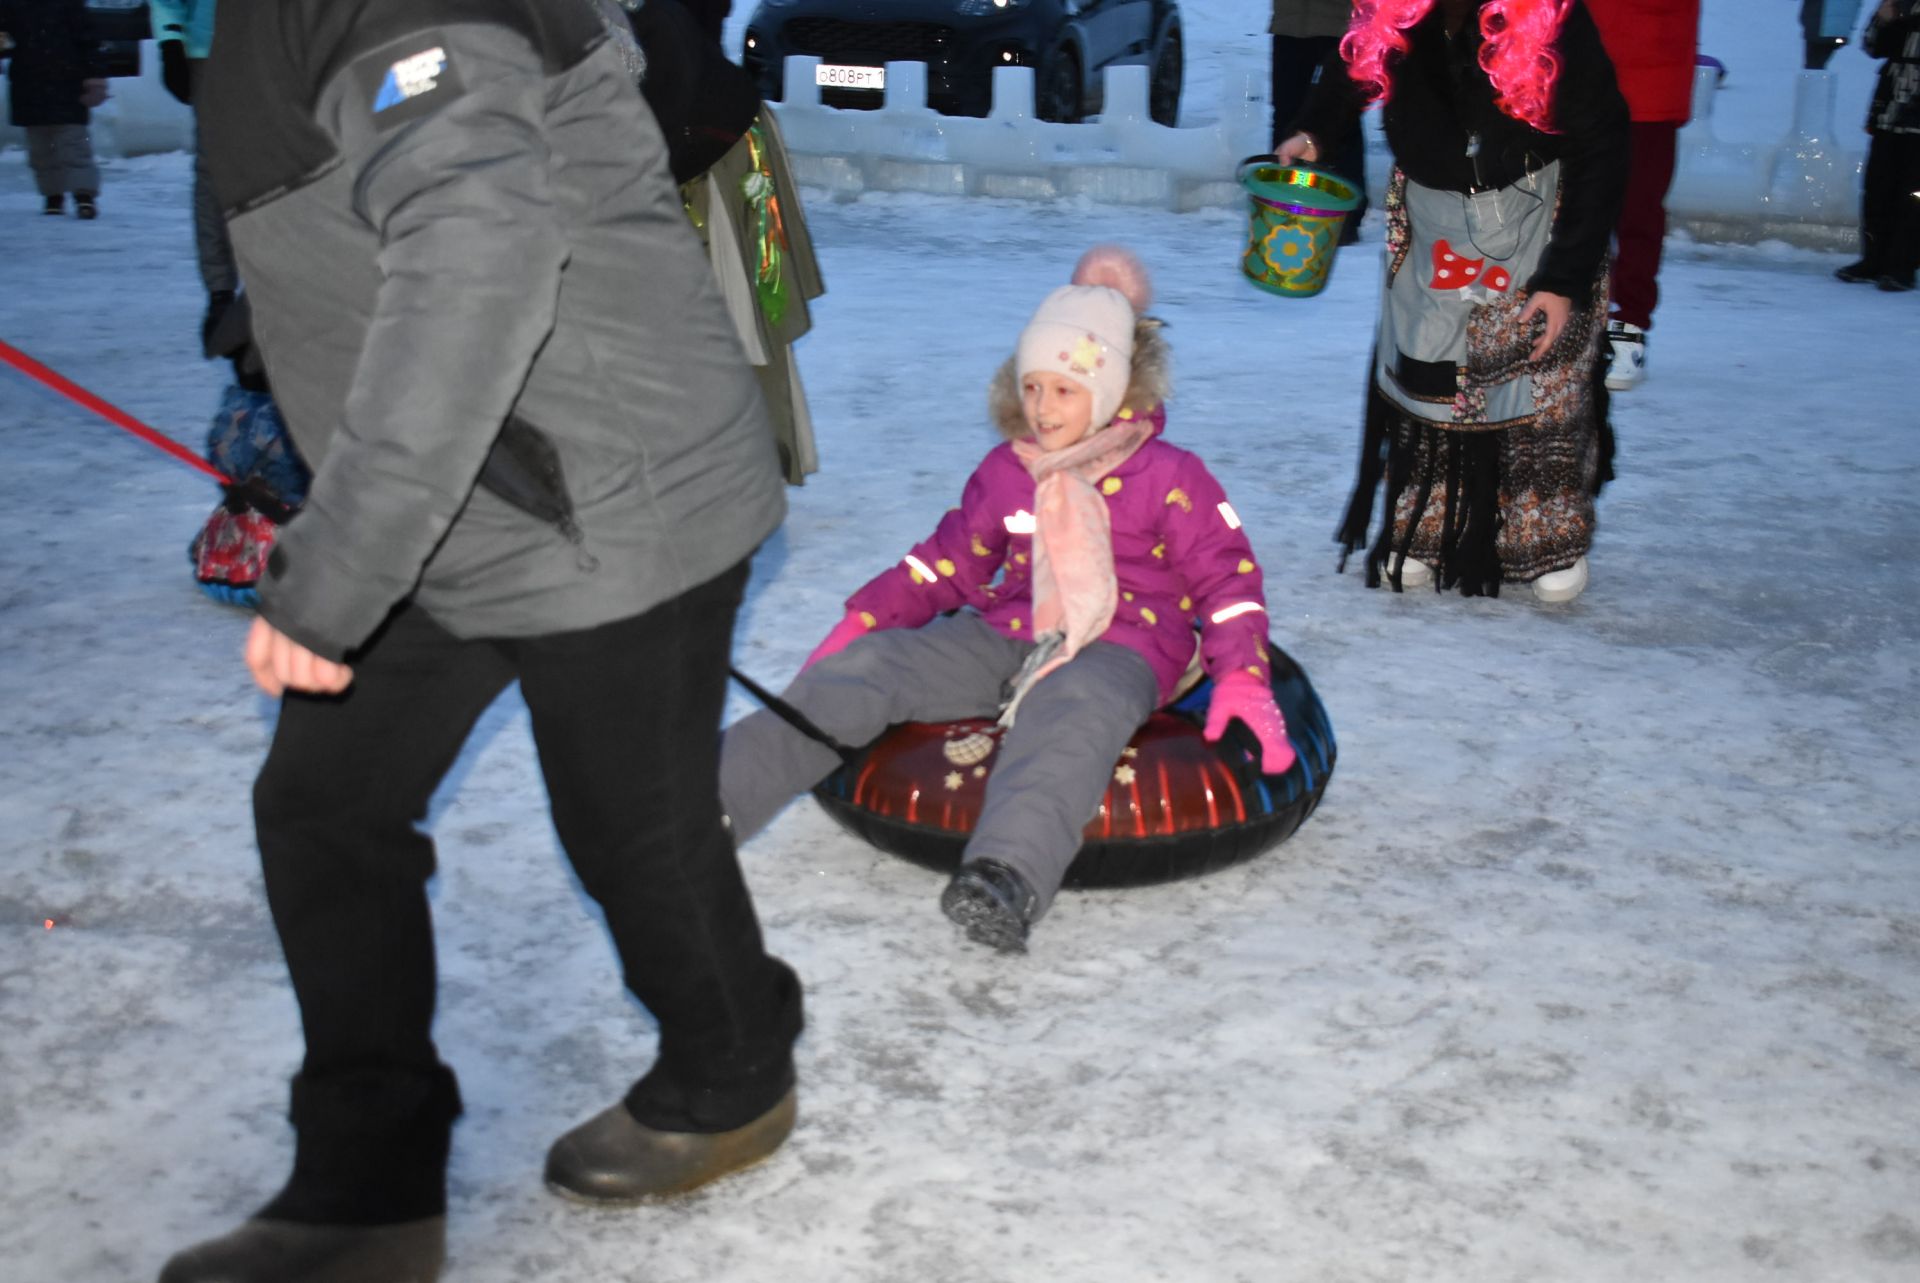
[1202,671,1297,775]
[801,610,869,672]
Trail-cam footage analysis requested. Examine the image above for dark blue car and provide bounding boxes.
[742,0,1183,124]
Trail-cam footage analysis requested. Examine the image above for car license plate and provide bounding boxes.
[815,63,886,91]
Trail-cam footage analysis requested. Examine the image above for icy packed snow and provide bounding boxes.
[3,3,1919,1282]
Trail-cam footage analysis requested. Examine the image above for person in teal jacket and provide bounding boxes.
[1802,0,1868,67]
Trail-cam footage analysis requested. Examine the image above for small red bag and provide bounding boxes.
[193,507,279,591]
[190,477,296,607]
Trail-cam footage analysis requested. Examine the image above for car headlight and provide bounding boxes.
[956,0,1029,14]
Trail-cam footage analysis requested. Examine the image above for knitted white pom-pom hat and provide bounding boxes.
[1015,246,1153,430]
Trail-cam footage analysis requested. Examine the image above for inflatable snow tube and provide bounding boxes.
[811,639,1335,889]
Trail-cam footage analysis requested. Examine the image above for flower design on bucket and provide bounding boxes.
[1263,224,1317,267]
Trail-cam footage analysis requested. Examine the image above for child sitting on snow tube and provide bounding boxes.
[720,245,1295,953]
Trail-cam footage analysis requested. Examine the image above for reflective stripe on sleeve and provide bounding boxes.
[1209,601,1265,624]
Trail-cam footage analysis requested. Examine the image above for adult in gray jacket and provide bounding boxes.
[160,1,802,1280]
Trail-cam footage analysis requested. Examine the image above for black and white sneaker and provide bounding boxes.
[940,859,1038,953]
[1604,320,1647,391]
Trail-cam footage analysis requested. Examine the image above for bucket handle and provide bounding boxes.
[1236,153,1280,184]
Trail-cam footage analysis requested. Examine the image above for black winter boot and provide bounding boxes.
[156,1216,445,1283]
[158,1066,461,1280]
[74,192,97,220]
[940,858,1039,953]
[1835,260,1880,284]
[259,1065,463,1225]
[43,193,64,215]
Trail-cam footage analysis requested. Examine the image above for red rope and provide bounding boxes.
[0,337,232,484]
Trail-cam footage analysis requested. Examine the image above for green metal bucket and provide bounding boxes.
[1237,158,1361,299]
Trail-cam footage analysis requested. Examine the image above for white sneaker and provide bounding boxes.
[1532,557,1589,603]
[1384,554,1433,587]
[1605,321,1646,391]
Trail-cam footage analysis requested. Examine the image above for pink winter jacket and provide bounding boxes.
[845,407,1274,704]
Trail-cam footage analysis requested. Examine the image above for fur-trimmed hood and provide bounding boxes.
[988,316,1172,442]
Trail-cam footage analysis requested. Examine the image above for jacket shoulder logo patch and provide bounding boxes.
[374,47,448,112]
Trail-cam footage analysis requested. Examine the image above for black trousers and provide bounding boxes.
[253,560,801,1224]
[1860,130,1920,284]
[1271,33,1370,237]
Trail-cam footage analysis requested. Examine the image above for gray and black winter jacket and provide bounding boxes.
[197,0,785,660]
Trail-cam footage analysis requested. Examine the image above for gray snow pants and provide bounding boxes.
[25,125,98,197]
[720,612,1159,919]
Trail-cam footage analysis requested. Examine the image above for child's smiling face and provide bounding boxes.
[1021,371,1095,452]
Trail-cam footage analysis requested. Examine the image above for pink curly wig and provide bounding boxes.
[1339,0,1573,133]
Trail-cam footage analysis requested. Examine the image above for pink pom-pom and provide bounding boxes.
[1071,245,1153,314]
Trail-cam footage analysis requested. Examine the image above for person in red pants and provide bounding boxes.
[1587,0,1702,390]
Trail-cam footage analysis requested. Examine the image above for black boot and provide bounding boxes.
[940,858,1038,953]
[1877,274,1916,293]
[156,1216,445,1283]
[74,192,97,220]
[1835,260,1880,284]
[159,1066,460,1280]
[545,1087,798,1204]
[43,193,64,215]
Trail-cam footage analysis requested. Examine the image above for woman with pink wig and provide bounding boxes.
[1277,0,1628,602]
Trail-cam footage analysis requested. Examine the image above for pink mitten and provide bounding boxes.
[1202,671,1296,775]
[801,610,869,672]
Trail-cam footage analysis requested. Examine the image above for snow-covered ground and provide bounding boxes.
[4,5,1919,1283]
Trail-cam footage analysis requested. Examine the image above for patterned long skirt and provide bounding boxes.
[1336,170,1614,597]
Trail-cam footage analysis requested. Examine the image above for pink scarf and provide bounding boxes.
[1000,418,1155,723]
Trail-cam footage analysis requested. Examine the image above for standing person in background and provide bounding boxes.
[1286,0,1629,604]
[157,0,806,1278]
[148,0,240,352]
[0,0,108,218]
[1587,0,1701,390]
[1272,0,1369,242]
[1803,0,1868,69]
[1838,0,1920,291]
[588,0,827,483]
